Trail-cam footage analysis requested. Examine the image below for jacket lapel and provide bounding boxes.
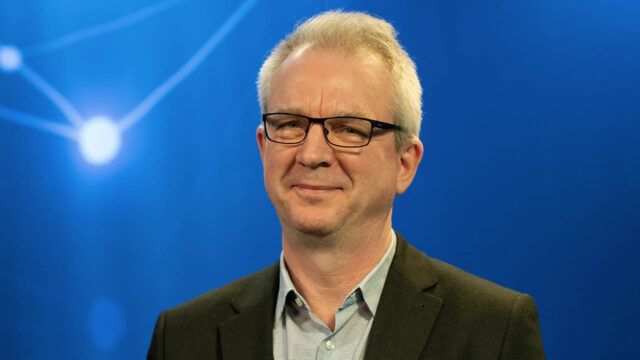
[219,263,279,360]
[364,234,443,360]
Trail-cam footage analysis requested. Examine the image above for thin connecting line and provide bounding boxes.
[18,64,85,126]
[0,105,77,139]
[21,0,187,57]
[118,0,259,131]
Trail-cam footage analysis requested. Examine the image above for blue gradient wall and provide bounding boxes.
[1,0,639,358]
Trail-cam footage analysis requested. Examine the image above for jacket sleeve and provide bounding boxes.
[147,310,167,360]
[499,294,546,359]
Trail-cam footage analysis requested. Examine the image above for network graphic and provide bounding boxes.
[0,0,258,165]
[1,0,260,353]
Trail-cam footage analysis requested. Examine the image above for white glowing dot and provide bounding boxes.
[78,116,121,165]
[0,45,23,73]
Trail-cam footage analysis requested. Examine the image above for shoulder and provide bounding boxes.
[147,263,279,359]
[392,234,544,358]
[394,232,526,310]
[162,262,279,330]
[427,257,544,357]
[428,255,523,309]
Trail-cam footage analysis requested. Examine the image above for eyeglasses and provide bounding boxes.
[262,113,402,148]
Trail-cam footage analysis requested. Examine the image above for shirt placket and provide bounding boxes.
[315,292,359,360]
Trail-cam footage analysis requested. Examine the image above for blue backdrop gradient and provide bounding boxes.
[1,0,639,358]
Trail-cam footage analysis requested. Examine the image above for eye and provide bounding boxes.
[280,120,304,129]
[331,121,368,137]
[267,115,307,130]
[343,127,366,136]
[334,126,364,137]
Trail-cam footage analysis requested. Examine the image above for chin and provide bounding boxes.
[288,215,342,239]
[297,228,334,239]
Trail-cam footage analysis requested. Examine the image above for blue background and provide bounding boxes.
[1,0,639,358]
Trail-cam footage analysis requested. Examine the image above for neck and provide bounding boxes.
[281,216,393,330]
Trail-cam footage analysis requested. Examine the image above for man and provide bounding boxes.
[147,11,545,359]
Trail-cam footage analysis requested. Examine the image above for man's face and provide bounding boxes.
[257,45,418,238]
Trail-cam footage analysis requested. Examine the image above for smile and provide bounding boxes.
[293,184,342,197]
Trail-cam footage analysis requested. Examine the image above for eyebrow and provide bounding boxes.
[269,108,372,119]
[269,107,305,114]
[339,111,371,119]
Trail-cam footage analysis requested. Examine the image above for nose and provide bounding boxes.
[296,123,335,168]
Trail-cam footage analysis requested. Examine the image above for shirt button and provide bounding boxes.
[325,339,335,350]
[294,297,303,307]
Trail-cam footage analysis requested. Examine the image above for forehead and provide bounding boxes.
[267,45,393,120]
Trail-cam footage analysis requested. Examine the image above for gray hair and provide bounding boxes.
[257,10,422,149]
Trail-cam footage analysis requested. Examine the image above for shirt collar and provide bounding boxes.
[275,230,397,319]
[356,230,396,315]
[275,252,304,318]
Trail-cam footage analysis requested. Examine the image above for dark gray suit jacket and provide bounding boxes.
[147,233,545,359]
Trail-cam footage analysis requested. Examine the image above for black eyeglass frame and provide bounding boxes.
[261,112,403,148]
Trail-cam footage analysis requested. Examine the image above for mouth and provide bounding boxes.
[292,184,342,197]
[294,184,341,191]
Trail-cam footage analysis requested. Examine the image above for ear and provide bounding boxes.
[256,125,266,163]
[396,137,424,194]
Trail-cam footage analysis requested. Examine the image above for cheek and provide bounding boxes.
[361,158,400,196]
[263,158,282,192]
[262,147,294,186]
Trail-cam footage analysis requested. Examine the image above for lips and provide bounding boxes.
[292,183,342,199]
[294,184,341,191]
